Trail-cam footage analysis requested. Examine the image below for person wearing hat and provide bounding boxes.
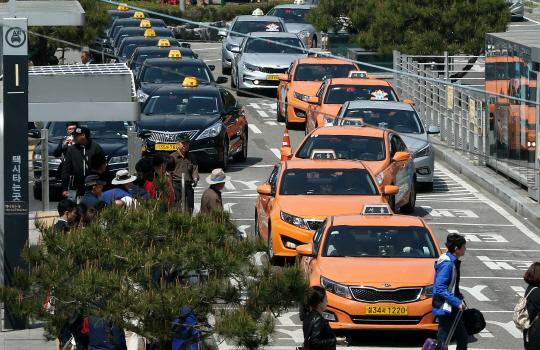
[81,175,106,209]
[170,135,199,213]
[200,168,231,214]
[61,126,105,199]
[100,169,137,207]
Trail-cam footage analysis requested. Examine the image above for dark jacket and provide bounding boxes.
[200,186,222,214]
[53,137,69,158]
[81,191,100,209]
[88,318,127,350]
[525,284,540,350]
[61,140,105,195]
[129,184,152,201]
[53,219,67,232]
[303,310,336,350]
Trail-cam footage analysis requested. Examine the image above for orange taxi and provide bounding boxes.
[296,203,441,331]
[255,154,400,264]
[292,124,416,213]
[304,75,409,134]
[276,58,360,128]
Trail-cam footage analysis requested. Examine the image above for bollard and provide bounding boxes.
[221,0,225,6]
[307,37,312,49]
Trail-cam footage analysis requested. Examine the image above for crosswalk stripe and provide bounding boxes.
[248,124,262,134]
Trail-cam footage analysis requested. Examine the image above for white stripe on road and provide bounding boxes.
[429,223,514,226]
[257,110,270,118]
[511,286,525,297]
[270,148,281,159]
[224,181,236,190]
[524,16,540,24]
[248,124,262,134]
[266,121,277,125]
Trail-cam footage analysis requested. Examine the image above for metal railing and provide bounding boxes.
[30,129,50,212]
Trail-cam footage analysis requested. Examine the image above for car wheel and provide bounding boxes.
[267,227,283,265]
[422,182,434,192]
[277,100,285,122]
[222,63,231,75]
[312,35,317,49]
[233,131,248,162]
[219,138,229,170]
[254,210,261,237]
[401,179,416,214]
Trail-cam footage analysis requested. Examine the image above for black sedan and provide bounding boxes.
[128,46,197,75]
[110,27,181,52]
[114,36,181,63]
[138,83,248,169]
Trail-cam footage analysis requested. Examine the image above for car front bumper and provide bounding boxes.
[286,98,310,123]
[270,218,320,257]
[238,67,281,90]
[509,3,524,17]
[413,153,435,184]
[222,47,233,68]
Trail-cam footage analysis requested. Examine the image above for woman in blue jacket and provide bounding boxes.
[432,233,468,350]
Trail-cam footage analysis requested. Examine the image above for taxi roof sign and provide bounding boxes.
[252,8,264,16]
[183,77,198,88]
[362,203,392,215]
[168,50,182,60]
[118,3,129,12]
[348,70,368,79]
[144,29,156,38]
[140,20,151,28]
[341,117,364,127]
[293,0,305,4]
[157,39,171,48]
[310,149,337,160]
[133,11,145,20]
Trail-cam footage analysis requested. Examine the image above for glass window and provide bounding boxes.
[48,121,129,139]
[266,8,309,23]
[143,94,219,115]
[324,85,399,104]
[142,65,212,83]
[341,108,423,133]
[296,135,386,161]
[279,168,378,195]
[231,21,285,36]
[321,225,437,258]
[243,37,304,54]
[294,64,358,81]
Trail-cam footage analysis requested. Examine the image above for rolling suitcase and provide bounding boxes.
[422,309,463,350]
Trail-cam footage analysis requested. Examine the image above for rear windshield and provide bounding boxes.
[141,65,212,83]
[325,85,399,104]
[343,108,424,133]
[231,21,285,36]
[296,135,386,161]
[322,225,438,258]
[143,94,219,115]
[279,168,378,195]
[266,8,309,23]
[132,51,195,70]
[294,64,358,81]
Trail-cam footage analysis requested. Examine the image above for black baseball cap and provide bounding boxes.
[72,126,90,137]
[85,175,106,186]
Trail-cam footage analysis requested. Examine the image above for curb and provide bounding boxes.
[433,144,540,230]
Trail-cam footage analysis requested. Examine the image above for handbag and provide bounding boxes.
[296,317,316,350]
[461,308,486,336]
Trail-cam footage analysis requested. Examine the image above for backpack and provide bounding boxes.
[513,286,539,331]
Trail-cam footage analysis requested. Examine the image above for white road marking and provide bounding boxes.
[266,121,278,125]
[228,164,275,168]
[429,223,514,226]
[204,59,222,62]
[477,255,532,270]
[270,148,281,159]
[511,286,525,297]
[223,203,236,212]
[224,181,236,190]
[486,320,523,338]
[461,276,523,279]
[524,16,540,24]
[248,124,262,134]
[460,285,490,301]
[478,329,495,338]
[231,180,260,190]
[192,47,221,50]
[279,122,285,126]
[248,103,261,109]
[237,225,250,238]
[257,110,270,118]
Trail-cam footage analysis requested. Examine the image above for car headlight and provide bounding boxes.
[49,158,62,165]
[34,153,41,160]
[323,115,334,124]
[375,171,384,186]
[243,62,260,71]
[294,91,310,102]
[196,122,222,140]
[422,285,433,298]
[280,211,308,230]
[297,30,310,39]
[414,144,431,158]
[516,0,522,5]
[137,90,149,103]
[321,276,352,299]
[108,155,128,165]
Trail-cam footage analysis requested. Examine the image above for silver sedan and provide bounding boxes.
[266,4,319,48]
[230,32,308,93]
[506,0,524,20]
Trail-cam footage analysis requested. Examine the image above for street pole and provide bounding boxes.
[221,0,226,7]
[180,0,186,12]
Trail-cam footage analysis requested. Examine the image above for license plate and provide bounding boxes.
[155,144,177,151]
[267,75,279,81]
[365,306,408,315]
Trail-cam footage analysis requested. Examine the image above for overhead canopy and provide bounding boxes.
[0,1,85,26]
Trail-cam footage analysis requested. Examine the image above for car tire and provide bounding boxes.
[219,138,229,170]
[233,131,248,162]
[422,182,434,192]
[254,210,261,237]
[400,178,416,214]
[267,227,283,265]
[222,64,231,75]
[277,100,285,122]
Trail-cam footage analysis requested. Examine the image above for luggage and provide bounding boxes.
[462,308,486,336]
[421,309,463,350]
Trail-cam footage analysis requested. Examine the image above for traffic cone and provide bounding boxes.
[280,128,292,161]
[307,37,312,49]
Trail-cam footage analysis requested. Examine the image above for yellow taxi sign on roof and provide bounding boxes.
[183,77,198,88]
[118,3,129,12]
[252,8,264,16]
[157,39,171,48]
[362,203,392,215]
[348,70,368,79]
[140,20,152,29]
[144,29,156,38]
[133,11,145,20]
[310,149,337,160]
[168,50,182,60]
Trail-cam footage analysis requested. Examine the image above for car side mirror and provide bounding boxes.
[392,151,411,162]
[403,99,415,105]
[257,184,273,196]
[296,244,316,257]
[427,125,440,134]
[383,185,399,196]
[307,96,319,104]
[216,76,228,84]
[229,45,240,53]
[181,42,191,48]
[280,147,292,159]
[278,74,290,81]
[218,30,227,37]
[175,33,183,39]
[28,129,40,138]
[138,129,152,139]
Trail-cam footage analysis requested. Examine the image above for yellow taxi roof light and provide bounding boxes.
[252,8,264,16]
[348,70,368,79]
[140,20,152,29]
[118,3,129,12]
[133,11,145,20]
[361,203,392,215]
[310,149,337,160]
[168,50,182,60]
[144,29,156,38]
[157,39,171,48]
[183,77,198,88]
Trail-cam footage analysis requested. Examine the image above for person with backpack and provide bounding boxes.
[519,262,540,349]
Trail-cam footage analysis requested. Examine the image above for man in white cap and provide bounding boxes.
[100,169,137,207]
[200,168,231,214]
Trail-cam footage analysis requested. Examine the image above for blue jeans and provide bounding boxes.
[437,312,468,350]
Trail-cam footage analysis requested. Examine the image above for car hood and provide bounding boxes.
[242,53,308,67]
[399,133,429,153]
[285,23,314,33]
[138,114,219,132]
[225,36,243,48]
[277,195,383,218]
[318,257,435,285]
[294,81,324,95]
[319,105,342,118]
[140,83,164,95]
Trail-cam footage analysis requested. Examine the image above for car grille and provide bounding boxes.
[149,130,198,143]
[305,220,324,231]
[350,287,422,303]
[350,316,423,325]
[260,67,288,74]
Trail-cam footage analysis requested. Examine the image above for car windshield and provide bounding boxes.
[141,65,212,83]
[231,21,285,36]
[47,121,129,139]
[120,42,153,58]
[342,108,424,133]
[244,37,304,54]
[279,168,378,195]
[321,225,438,258]
[296,135,386,161]
[325,85,399,104]
[294,64,358,81]
[266,8,309,23]
[132,52,194,70]
[143,94,219,115]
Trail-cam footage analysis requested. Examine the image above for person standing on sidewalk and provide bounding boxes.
[432,233,468,350]
[170,136,199,213]
[523,262,540,350]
